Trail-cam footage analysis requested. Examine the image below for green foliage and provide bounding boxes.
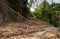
[52,3,60,27]
[29,0,34,7]
[30,1,60,27]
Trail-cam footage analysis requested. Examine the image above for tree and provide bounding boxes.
[30,0,60,27]
[30,1,50,20]
[0,0,31,24]
[52,3,60,26]
[8,0,30,17]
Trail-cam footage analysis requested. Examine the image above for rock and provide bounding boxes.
[58,32,60,37]
[43,29,57,38]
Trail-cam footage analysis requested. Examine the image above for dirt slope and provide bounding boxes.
[0,19,59,39]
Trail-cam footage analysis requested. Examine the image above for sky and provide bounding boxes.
[47,0,60,4]
[29,0,60,12]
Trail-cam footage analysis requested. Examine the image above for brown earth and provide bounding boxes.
[0,19,60,39]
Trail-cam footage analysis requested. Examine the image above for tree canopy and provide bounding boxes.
[30,0,60,27]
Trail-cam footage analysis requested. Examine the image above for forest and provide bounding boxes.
[0,0,60,39]
[30,0,60,27]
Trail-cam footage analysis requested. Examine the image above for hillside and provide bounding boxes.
[0,19,60,39]
[0,0,60,39]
